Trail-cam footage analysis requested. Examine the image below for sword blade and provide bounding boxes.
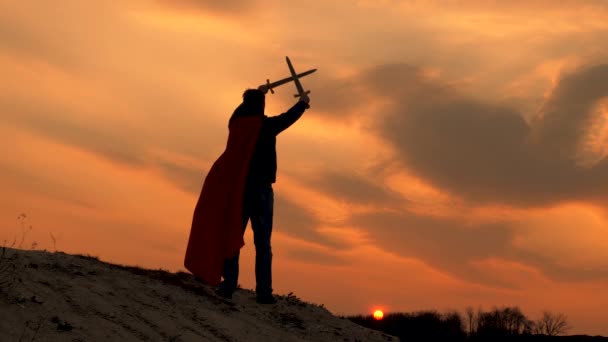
[286,56,305,96]
[266,68,316,89]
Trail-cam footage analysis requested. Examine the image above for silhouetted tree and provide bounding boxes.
[443,310,466,338]
[476,306,532,338]
[347,306,577,342]
[465,306,476,336]
[347,310,466,342]
[534,311,570,336]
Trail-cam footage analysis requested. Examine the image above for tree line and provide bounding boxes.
[347,306,572,341]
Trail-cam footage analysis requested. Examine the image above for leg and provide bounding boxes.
[219,191,251,296]
[250,184,274,298]
[219,251,240,295]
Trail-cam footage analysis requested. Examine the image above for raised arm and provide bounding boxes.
[265,100,310,136]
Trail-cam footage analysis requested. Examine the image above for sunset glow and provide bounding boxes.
[1,0,608,336]
[373,310,384,320]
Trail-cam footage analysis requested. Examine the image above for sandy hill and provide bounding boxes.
[0,248,397,342]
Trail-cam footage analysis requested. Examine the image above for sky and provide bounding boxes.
[1,0,608,335]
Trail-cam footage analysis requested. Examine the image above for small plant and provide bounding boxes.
[1,213,34,294]
[0,244,18,294]
[17,213,32,249]
[49,233,57,251]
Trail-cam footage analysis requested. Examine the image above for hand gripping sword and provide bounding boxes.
[285,56,311,98]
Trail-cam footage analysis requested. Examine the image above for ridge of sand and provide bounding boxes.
[0,248,397,342]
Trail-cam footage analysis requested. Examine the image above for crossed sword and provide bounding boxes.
[258,56,315,98]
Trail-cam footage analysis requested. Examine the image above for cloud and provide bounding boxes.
[0,159,98,210]
[511,204,608,273]
[0,2,129,73]
[0,92,225,198]
[350,208,608,287]
[154,0,257,15]
[350,210,519,287]
[426,0,608,13]
[0,99,147,167]
[300,169,404,206]
[358,63,608,206]
[265,63,607,284]
[281,244,348,266]
[274,194,348,250]
[531,64,608,156]
[154,161,205,194]
[303,73,371,119]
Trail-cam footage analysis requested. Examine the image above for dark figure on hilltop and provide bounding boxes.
[184,86,310,304]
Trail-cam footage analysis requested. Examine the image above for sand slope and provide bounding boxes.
[0,248,396,342]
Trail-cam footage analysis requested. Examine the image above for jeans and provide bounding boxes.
[220,183,274,296]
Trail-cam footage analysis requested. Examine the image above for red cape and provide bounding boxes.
[184,115,263,286]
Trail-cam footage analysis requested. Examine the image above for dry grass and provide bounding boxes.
[0,243,19,294]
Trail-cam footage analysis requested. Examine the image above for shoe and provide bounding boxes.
[215,288,233,300]
[256,293,277,304]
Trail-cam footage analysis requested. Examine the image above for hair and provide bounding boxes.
[228,89,266,127]
[242,88,265,108]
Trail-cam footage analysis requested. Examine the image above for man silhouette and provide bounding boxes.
[184,86,310,304]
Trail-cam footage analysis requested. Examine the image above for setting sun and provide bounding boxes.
[373,310,384,320]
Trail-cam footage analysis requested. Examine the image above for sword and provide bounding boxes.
[260,68,317,94]
[285,56,310,98]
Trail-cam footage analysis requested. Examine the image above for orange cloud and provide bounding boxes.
[2,0,608,335]
[512,203,608,270]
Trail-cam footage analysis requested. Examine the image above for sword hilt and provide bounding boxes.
[294,90,310,98]
[266,79,275,94]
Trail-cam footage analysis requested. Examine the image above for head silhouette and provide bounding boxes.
[242,88,265,115]
[229,89,266,127]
